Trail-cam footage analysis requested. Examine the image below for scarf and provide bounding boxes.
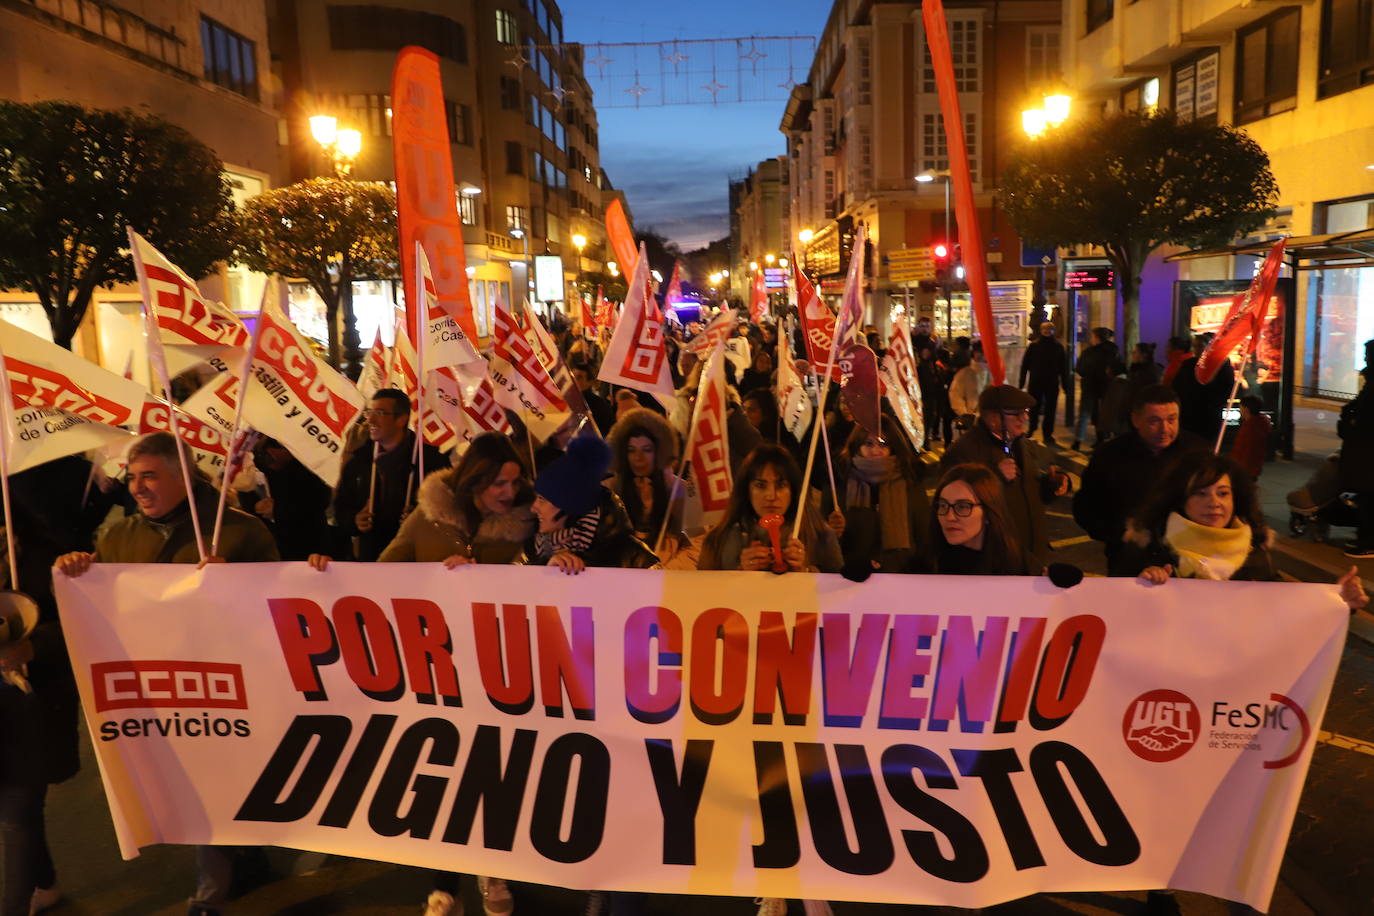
[844,456,910,551]
[534,506,602,560]
[1163,511,1252,581]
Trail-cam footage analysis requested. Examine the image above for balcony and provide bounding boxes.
[486,232,519,255]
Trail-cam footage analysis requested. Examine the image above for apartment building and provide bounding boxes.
[1063,0,1374,398]
[270,0,616,339]
[782,0,1064,340]
[0,0,279,359]
[731,157,789,303]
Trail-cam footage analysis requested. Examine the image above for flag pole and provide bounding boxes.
[414,243,428,490]
[653,344,719,555]
[210,280,270,556]
[0,341,20,592]
[1214,350,1252,455]
[812,370,841,509]
[129,227,207,564]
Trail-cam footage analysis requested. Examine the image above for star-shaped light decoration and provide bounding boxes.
[548,85,569,104]
[661,43,689,74]
[506,53,528,73]
[740,44,767,75]
[625,77,650,101]
[702,78,728,101]
[588,48,613,76]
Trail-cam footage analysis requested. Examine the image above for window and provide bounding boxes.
[1026,26,1061,87]
[1319,0,1374,98]
[922,17,980,92]
[1172,50,1220,125]
[327,5,467,64]
[495,9,518,45]
[201,17,258,100]
[458,193,478,226]
[506,205,528,233]
[1120,77,1159,113]
[344,93,392,136]
[500,76,522,110]
[506,141,524,174]
[448,102,472,145]
[919,112,980,183]
[1086,0,1113,34]
[1235,7,1300,124]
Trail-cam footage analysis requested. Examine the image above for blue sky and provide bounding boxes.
[562,1,834,250]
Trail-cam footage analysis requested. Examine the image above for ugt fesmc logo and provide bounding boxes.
[92,661,248,713]
[1122,689,1200,763]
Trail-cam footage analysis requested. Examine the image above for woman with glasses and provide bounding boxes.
[698,444,842,573]
[926,463,1032,576]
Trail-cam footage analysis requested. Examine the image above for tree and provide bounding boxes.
[1000,110,1278,348]
[235,178,397,376]
[0,101,234,348]
[635,228,683,284]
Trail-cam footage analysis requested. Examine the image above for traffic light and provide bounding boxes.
[932,241,951,285]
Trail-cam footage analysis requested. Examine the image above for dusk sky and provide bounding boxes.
[562,1,834,251]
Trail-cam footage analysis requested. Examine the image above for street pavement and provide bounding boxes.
[31,406,1374,915]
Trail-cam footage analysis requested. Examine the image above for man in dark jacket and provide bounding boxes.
[1072,327,1122,450]
[1171,333,1235,443]
[1074,384,1208,569]
[1019,321,1070,444]
[333,388,444,561]
[941,385,1070,568]
[55,431,278,916]
[1339,340,1374,558]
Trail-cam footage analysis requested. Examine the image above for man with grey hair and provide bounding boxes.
[55,431,277,916]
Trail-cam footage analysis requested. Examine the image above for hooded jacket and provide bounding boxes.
[379,467,536,564]
[606,407,686,540]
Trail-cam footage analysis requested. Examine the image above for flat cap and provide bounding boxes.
[978,384,1036,413]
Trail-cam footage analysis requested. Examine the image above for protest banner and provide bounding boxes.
[55,567,1344,912]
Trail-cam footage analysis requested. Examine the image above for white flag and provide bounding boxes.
[417,243,484,369]
[880,356,926,452]
[776,346,814,442]
[598,245,675,399]
[127,228,250,376]
[391,326,458,454]
[488,296,570,441]
[685,344,732,531]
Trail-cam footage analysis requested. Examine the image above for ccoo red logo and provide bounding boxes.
[1123,689,1199,762]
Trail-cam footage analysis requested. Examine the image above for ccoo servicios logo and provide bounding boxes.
[91,660,253,742]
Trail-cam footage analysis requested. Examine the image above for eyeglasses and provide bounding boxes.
[934,499,982,518]
[363,408,401,418]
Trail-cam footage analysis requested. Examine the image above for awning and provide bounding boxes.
[1165,228,1374,264]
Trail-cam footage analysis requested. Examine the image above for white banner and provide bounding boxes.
[55,567,1345,911]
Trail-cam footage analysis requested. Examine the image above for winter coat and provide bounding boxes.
[1171,356,1234,441]
[1019,337,1069,392]
[1074,341,1121,399]
[1232,413,1273,481]
[378,468,536,564]
[949,364,990,419]
[940,424,1059,568]
[1074,429,1209,564]
[1110,521,1276,581]
[1339,374,1374,491]
[697,519,843,573]
[333,431,445,560]
[96,483,280,564]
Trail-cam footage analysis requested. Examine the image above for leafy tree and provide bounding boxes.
[575,270,626,304]
[236,178,397,375]
[636,228,683,284]
[1000,110,1278,347]
[0,101,234,348]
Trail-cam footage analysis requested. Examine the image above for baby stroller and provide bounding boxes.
[1287,455,1362,541]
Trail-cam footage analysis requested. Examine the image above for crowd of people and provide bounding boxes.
[0,307,1367,916]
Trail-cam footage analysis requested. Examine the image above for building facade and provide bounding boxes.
[0,0,280,364]
[271,0,617,341]
[1062,0,1374,399]
[783,0,1064,343]
[731,156,789,303]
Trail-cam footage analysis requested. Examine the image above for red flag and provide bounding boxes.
[606,199,638,279]
[793,262,837,372]
[393,47,475,342]
[1196,239,1287,385]
[663,261,683,309]
[579,295,597,340]
[837,343,881,439]
[595,286,613,339]
[923,0,1004,386]
[750,270,768,325]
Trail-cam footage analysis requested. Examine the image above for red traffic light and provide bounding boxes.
[933,243,949,259]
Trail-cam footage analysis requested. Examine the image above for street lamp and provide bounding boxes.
[458,183,482,197]
[798,228,814,243]
[570,233,588,307]
[1023,93,1073,139]
[765,253,776,265]
[608,261,619,278]
[749,260,759,272]
[309,115,362,177]
[917,169,955,337]
[509,225,531,316]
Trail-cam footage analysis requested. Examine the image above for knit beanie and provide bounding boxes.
[535,435,611,519]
